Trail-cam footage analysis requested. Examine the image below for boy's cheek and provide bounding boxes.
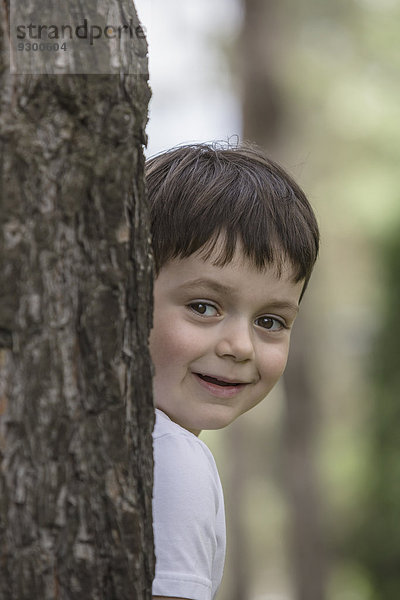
[149,321,197,368]
[260,345,290,382]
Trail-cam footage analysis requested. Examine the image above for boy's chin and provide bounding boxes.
[156,403,239,434]
[184,406,244,434]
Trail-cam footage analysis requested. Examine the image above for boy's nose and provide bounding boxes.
[215,318,255,362]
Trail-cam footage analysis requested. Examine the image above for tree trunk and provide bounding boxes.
[0,1,154,599]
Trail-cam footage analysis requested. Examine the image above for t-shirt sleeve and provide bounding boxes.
[152,433,221,600]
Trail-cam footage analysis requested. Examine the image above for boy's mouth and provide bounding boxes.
[196,373,243,387]
[193,372,248,399]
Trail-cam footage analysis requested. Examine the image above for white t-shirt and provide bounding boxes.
[152,409,226,600]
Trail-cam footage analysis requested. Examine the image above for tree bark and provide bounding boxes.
[0,1,154,599]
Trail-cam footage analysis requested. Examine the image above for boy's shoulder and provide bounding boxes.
[153,409,221,496]
[154,408,197,440]
[154,409,215,466]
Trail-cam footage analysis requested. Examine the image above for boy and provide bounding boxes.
[146,142,319,600]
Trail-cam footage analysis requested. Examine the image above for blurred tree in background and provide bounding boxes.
[352,230,400,600]
[236,3,328,600]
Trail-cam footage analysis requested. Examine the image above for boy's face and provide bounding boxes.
[149,240,304,435]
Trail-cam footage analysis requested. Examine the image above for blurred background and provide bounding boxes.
[136,1,400,599]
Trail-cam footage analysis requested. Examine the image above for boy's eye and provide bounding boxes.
[255,316,285,331]
[189,302,218,317]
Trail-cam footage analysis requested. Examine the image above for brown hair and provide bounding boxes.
[146,142,319,294]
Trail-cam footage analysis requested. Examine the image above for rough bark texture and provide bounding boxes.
[0,2,154,599]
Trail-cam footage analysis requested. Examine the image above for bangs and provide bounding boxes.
[146,143,319,285]
[194,231,291,282]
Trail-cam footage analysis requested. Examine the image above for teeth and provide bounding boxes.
[199,374,239,387]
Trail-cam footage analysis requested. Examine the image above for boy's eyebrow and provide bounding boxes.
[178,278,300,315]
[178,278,234,296]
[265,301,299,316]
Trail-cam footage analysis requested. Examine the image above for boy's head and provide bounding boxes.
[146,142,319,434]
